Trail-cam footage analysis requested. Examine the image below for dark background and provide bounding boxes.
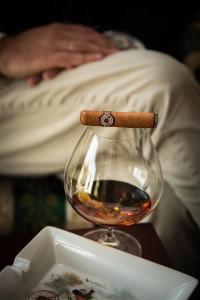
[0,1,199,59]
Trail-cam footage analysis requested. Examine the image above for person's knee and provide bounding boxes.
[144,50,196,90]
[120,49,200,116]
[124,49,196,91]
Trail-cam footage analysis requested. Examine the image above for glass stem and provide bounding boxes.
[98,227,120,247]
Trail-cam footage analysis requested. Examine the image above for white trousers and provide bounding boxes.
[0,49,200,276]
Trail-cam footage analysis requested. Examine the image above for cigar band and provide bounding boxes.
[99,111,115,127]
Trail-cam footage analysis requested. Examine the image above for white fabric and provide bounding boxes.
[0,49,200,276]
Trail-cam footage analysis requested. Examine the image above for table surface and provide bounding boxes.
[0,223,199,299]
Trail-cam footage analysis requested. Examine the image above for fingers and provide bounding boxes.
[63,29,116,48]
[48,52,104,69]
[26,69,61,86]
[52,23,118,54]
[26,52,103,86]
[42,68,61,80]
[68,52,104,66]
[26,74,42,86]
[58,39,117,55]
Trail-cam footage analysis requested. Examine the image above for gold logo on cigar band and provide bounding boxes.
[99,111,115,127]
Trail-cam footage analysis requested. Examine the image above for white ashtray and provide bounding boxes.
[0,226,198,300]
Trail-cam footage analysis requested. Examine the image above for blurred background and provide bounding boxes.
[0,1,199,59]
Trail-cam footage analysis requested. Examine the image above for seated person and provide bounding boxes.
[0,3,200,278]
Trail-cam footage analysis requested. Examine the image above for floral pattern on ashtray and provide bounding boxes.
[26,266,137,300]
[25,289,59,299]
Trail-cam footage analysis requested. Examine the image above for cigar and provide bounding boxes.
[80,111,158,128]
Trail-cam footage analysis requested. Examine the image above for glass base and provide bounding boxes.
[84,228,142,257]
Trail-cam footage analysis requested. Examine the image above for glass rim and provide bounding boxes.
[85,126,147,141]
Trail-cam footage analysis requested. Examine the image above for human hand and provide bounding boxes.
[0,23,118,83]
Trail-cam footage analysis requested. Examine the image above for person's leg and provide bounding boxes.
[151,181,200,278]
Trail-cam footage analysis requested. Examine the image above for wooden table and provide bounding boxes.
[0,223,199,299]
[72,224,173,268]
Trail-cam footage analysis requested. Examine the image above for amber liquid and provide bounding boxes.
[72,180,152,226]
